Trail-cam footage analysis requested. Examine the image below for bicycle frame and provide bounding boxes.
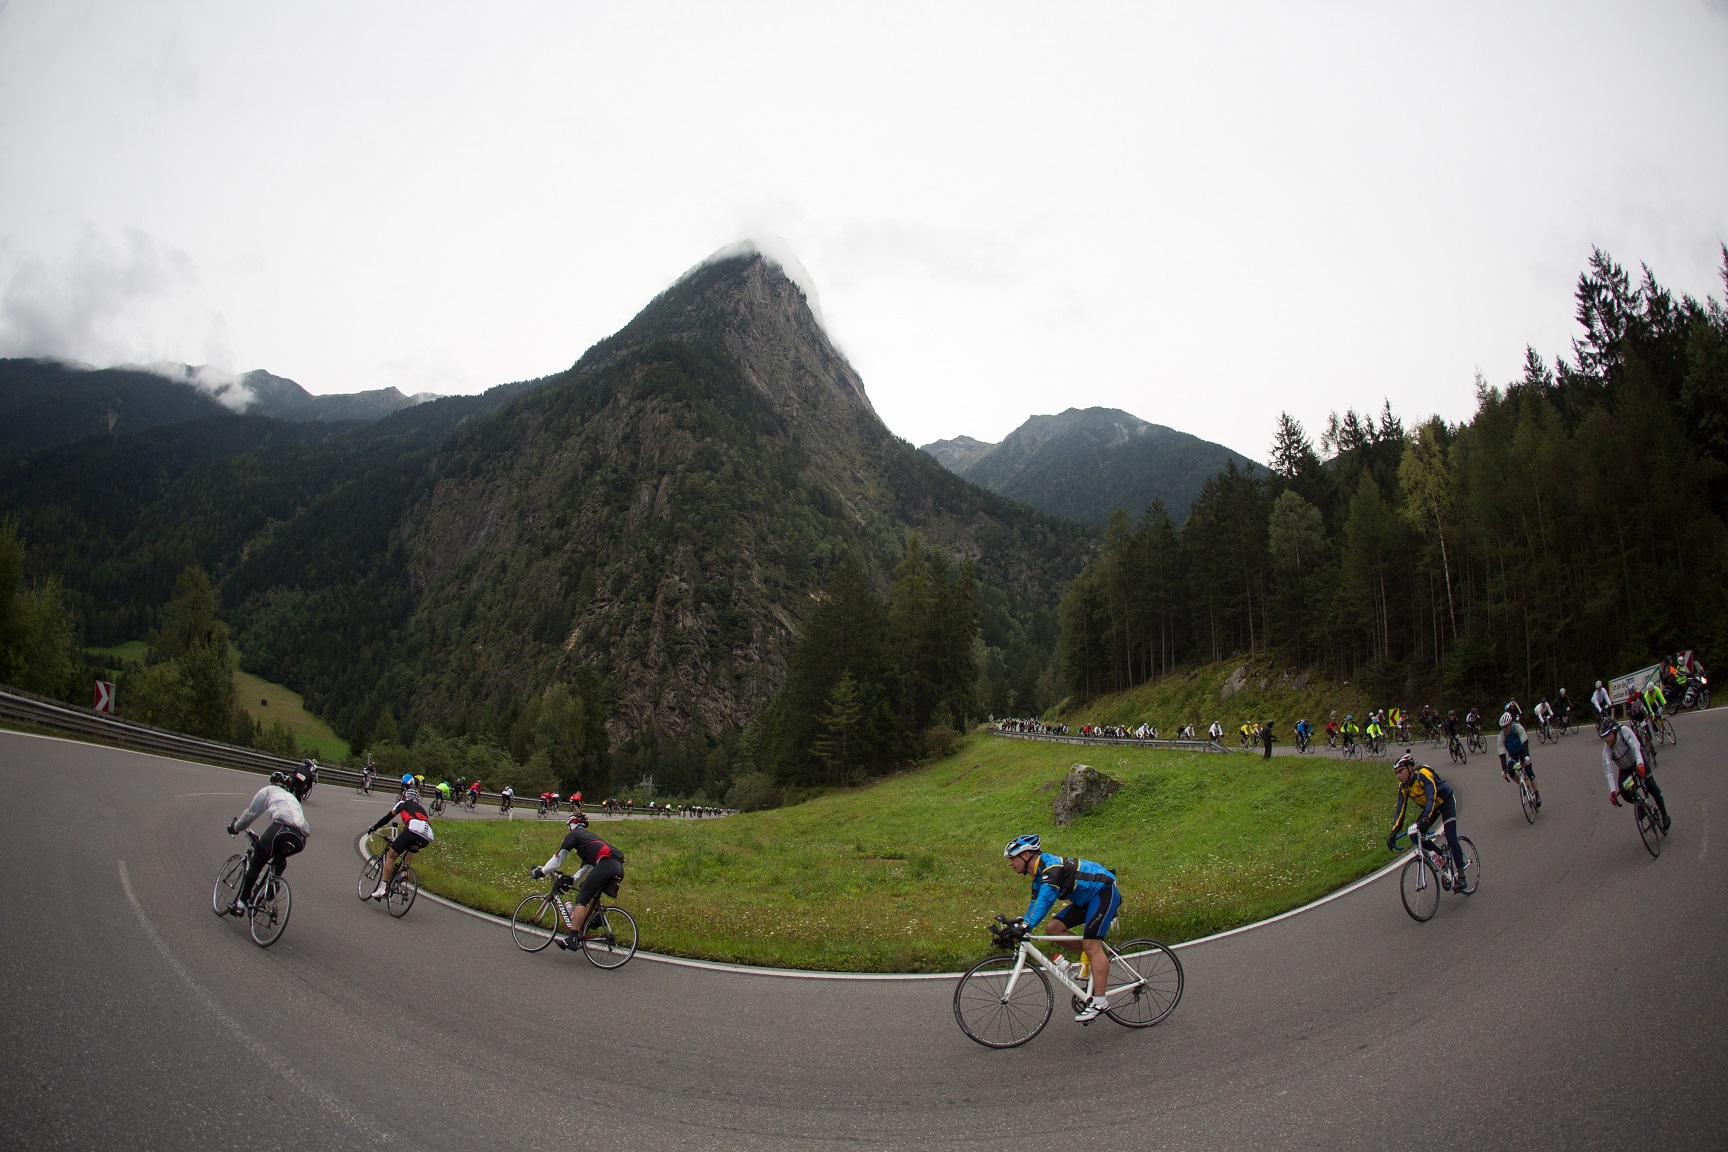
[995,935,1147,1005]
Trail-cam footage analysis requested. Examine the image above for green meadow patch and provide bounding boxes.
[416,735,1393,972]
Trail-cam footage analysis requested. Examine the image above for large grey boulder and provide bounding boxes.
[1220,664,1249,700]
[1052,763,1122,826]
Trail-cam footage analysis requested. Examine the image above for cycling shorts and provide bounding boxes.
[390,828,432,856]
[1417,791,1459,832]
[1054,884,1121,940]
[574,857,624,908]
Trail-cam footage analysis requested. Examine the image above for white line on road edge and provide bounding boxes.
[117,860,391,1144]
[356,832,1413,982]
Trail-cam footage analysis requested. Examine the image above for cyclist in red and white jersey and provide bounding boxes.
[532,813,623,949]
[364,780,434,899]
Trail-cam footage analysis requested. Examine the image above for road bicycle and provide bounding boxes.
[357,834,420,918]
[428,792,446,814]
[1342,738,1363,760]
[1651,710,1676,746]
[1466,728,1486,754]
[1295,731,1311,754]
[1447,733,1468,765]
[356,771,373,796]
[1393,824,1479,922]
[1367,733,1386,757]
[952,916,1183,1048]
[1502,758,1538,823]
[463,792,479,811]
[1536,719,1555,745]
[1617,771,1668,859]
[511,869,638,969]
[211,831,293,947]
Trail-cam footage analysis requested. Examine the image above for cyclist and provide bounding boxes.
[1208,720,1224,743]
[1464,706,1482,735]
[1591,680,1612,718]
[1645,679,1668,724]
[500,785,514,814]
[364,781,435,899]
[1600,715,1671,831]
[468,779,483,809]
[1002,833,1120,1022]
[1364,713,1384,751]
[531,812,625,949]
[435,779,452,807]
[568,790,583,814]
[1341,714,1360,752]
[1533,697,1554,738]
[1294,718,1313,752]
[1442,709,1465,758]
[298,758,320,795]
[1387,753,1469,895]
[1556,688,1572,729]
[360,755,375,793]
[1503,698,1522,724]
[225,771,310,915]
[1497,710,1541,809]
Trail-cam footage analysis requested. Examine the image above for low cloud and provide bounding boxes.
[0,226,205,367]
[135,361,255,412]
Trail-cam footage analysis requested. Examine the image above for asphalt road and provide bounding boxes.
[2,713,1724,1150]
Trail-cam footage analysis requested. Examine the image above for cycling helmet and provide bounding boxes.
[1393,751,1416,772]
[401,773,415,786]
[1345,714,1354,721]
[1596,680,1604,688]
[404,787,421,801]
[269,770,292,788]
[1448,709,1457,717]
[1498,712,1513,727]
[567,812,588,829]
[1003,833,1041,858]
[1597,715,1618,738]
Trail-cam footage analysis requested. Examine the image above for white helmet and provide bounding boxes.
[1498,712,1513,727]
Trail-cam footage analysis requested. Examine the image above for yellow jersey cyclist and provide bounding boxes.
[1389,753,1472,895]
[1002,834,1120,1022]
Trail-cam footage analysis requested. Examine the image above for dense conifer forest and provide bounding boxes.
[1057,248,1728,706]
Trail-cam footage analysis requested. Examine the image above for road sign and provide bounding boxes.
[1609,664,1660,705]
[93,680,116,714]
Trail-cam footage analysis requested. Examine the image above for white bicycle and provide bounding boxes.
[953,916,1184,1048]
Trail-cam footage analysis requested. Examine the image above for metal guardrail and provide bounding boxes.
[0,684,737,815]
[990,728,1229,753]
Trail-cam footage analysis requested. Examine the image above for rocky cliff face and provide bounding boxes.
[246,250,1090,744]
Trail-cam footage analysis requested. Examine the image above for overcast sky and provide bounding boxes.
[1,1,1724,462]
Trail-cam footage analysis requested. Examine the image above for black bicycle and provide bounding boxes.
[211,831,292,947]
[1618,771,1668,859]
[356,771,373,796]
[1466,727,1486,754]
[357,833,419,917]
[1447,733,1468,764]
[511,870,637,969]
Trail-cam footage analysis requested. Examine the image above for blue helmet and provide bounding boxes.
[1004,833,1041,858]
[401,773,415,786]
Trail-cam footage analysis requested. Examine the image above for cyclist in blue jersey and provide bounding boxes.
[1004,834,1121,1022]
[1388,753,1470,894]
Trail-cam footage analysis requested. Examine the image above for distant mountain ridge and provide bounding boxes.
[0,358,436,462]
[921,407,1261,527]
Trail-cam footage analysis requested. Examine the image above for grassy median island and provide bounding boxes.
[416,737,1393,971]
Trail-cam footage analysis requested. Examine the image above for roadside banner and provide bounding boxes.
[1609,664,1660,705]
[93,680,116,714]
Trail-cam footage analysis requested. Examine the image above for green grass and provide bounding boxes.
[233,662,349,760]
[85,640,149,666]
[1064,656,1372,740]
[413,735,1394,971]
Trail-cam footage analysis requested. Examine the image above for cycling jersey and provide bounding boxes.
[1391,766,1453,831]
[233,784,309,837]
[1021,852,1117,929]
[541,826,622,874]
[1496,722,1530,764]
[1601,723,1645,791]
[1591,685,1612,715]
[436,782,451,797]
[368,797,434,843]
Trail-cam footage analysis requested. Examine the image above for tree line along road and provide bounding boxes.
[1,714,1724,1150]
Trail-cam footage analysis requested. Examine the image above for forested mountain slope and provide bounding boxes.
[230,253,1091,746]
[921,407,1259,527]
[0,358,434,463]
[5,252,1091,764]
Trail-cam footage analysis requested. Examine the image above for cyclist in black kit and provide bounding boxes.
[531,813,624,949]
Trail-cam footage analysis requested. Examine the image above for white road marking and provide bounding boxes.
[117,860,390,1143]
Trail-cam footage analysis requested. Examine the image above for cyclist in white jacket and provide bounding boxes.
[226,772,310,915]
[1600,716,1671,831]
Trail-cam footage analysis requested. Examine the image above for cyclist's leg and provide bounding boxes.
[570,858,623,935]
[1078,887,1121,1002]
[270,828,305,878]
[1643,770,1671,823]
[1436,797,1466,876]
[1041,903,1087,959]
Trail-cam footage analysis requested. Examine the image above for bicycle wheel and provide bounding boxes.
[387,865,418,918]
[953,954,1053,1049]
[511,895,559,952]
[357,854,382,901]
[1518,776,1536,824]
[1400,854,1440,922]
[581,905,638,969]
[1636,798,1662,858]
[249,875,291,947]
[1455,835,1480,895]
[1103,939,1184,1028]
[213,852,248,915]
